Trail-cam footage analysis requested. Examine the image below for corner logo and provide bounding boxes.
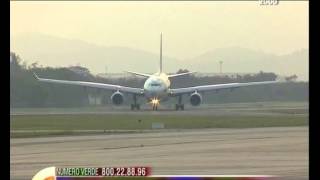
[32,167,56,180]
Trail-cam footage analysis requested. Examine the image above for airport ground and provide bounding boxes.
[10,101,308,180]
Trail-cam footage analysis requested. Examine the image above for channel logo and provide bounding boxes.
[32,166,56,180]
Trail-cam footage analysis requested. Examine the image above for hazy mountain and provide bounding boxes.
[185,47,308,80]
[10,33,182,74]
[11,33,308,80]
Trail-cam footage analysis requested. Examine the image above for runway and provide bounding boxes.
[10,102,308,117]
[10,126,308,180]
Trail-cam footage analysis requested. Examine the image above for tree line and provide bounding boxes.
[10,52,308,108]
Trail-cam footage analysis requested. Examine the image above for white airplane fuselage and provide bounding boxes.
[143,73,171,102]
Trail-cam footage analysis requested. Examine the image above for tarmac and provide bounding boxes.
[10,126,308,180]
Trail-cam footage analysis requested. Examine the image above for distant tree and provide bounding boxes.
[10,52,22,72]
[285,74,298,82]
[28,62,39,69]
[176,69,190,73]
[10,53,308,108]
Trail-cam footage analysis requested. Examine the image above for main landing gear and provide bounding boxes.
[131,95,140,110]
[175,95,184,111]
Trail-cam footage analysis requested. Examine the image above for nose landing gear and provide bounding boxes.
[150,98,160,111]
[152,104,158,111]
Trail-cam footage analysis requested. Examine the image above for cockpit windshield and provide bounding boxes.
[151,83,161,87]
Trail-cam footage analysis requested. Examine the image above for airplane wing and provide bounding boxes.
[169,80,281,95]
[33,73,144,95]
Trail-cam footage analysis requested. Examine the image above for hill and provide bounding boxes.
[11,33,308,80]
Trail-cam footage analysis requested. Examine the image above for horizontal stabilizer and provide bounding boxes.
[124,71,152,78]
[168,71,196,78]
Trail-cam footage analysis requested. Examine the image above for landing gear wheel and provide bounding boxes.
[175,104,184,111]
[175,95,184,111]
[131,104,140,110]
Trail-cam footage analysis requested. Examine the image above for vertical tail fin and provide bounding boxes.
[160,33,163,73]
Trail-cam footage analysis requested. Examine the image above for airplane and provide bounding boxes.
[33,33,281,111]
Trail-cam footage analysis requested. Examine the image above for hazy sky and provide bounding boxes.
[11,1,308,59]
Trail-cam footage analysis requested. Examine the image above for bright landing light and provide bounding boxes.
[150,98,160,105]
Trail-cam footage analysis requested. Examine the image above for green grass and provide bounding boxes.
[10,101,308,138]
[10,113,308,138]
[11,114,308,131]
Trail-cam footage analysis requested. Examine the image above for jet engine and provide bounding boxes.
[190,92,202,106]
[111,91,124,105]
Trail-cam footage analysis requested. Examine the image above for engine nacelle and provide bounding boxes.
[111,91,124,105]
[190,92,202,106]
